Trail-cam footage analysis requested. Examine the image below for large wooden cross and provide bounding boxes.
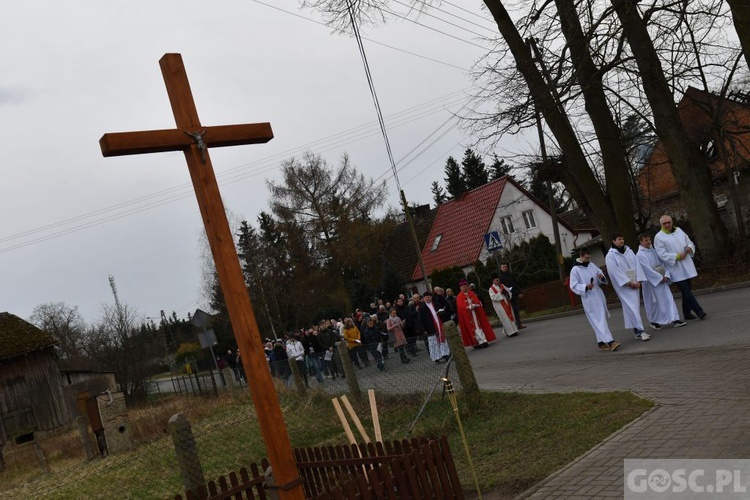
[100,54,304,499]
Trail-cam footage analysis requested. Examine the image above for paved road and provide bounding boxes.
[468,286,750,498]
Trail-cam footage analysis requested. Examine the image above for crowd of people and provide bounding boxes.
[570,214,704,351]
[222,268,528,386]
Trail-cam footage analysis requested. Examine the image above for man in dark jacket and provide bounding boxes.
[317,319,343,379]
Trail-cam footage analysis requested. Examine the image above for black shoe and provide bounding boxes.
[685,314,698,320]
[699,312,707,320]
[650,323,662,330]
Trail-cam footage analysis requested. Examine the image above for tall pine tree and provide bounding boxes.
[489,154,511,180]
[461,148,488,190]
[444,156,466,198]
[431,181,447,206]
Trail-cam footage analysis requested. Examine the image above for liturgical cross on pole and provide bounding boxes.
[99,53,304,499]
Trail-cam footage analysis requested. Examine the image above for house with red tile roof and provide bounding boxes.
[638,87,750,229]
[409,176,594,288]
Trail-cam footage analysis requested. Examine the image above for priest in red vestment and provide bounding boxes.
[455,279,497,348]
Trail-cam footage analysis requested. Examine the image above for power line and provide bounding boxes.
[251,0,469,71]
[346,0,402,193]
[0,91,471,254]
[391,0,497,37]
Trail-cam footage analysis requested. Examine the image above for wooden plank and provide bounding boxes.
[100,123,273,157]
[340,395,371,444]
[368,390,382,443]
[332,398,357,446]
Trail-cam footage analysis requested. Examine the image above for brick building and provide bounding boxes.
[638,87,750,230]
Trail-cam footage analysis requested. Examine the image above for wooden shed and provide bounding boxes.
[0,312,70,444]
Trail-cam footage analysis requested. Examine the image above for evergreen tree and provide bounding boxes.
[489,154,511,180]
[461,148,488,191]
[444,156,466,198]
[431,181,447,206]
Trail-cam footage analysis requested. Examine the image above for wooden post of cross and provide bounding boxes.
[99,53,304,499]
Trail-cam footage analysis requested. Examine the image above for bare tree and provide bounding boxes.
[30,302,87,360]
[611,0,729,261]
[728,0,750,71]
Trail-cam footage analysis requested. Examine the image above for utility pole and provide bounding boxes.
[401,190,432,292]
[527,38,566,282]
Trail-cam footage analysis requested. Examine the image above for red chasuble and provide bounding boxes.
[456,290,497,346]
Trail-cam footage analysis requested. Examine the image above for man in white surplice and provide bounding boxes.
[604,233,651,341]
[569,247,620,351]
[636,233,687,330]
[489,275,518,337]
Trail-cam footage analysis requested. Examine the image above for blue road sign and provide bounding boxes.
[484,231,503,252]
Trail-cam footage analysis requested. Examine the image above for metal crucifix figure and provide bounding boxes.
[99,53,304,499]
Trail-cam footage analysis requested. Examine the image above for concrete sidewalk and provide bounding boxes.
[499,346,750,498]
[472,345,750,498]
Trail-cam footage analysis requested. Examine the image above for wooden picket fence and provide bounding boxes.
[175,436,464,499]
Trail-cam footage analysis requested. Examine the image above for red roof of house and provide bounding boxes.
[412,178,507,280]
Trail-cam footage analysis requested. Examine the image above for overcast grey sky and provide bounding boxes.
[1,1,526,323]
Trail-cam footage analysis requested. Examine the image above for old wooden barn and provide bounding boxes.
[0,312,70,445]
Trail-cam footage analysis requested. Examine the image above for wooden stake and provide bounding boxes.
[368,390,382,443]
[340,395,371,444]
[332,398,356,446]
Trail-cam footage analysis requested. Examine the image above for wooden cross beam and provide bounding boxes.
[100,54,304,499]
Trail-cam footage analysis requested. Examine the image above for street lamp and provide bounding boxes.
[442,377,482,499]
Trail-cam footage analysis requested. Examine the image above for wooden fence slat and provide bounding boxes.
[389,457,412,499]
[422,442,444,500]
[428,440,454,499]
[344,477,361,499]
[239,467,254,500]
[409,448,432,498]
[376,463,399,499]
[250,462,268,500]
[438,436,464,500]
[308,446,325,498]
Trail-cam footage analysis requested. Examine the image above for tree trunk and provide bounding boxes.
[483,0,620,243]
[728,0,750,72]
[555,0,638,247]
[611,0,729,263]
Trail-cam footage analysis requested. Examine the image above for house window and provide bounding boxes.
[430,234,442,252]
[500,216,514,234]
[701,139,719,162]
[522,210,537,229]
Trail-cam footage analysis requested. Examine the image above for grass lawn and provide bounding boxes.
[2,388,652,499]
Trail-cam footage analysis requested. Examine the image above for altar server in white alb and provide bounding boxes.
[569,247,620,351]
[605,232,651,341]
[653,215,706,321]
[636,233,687,330]
[489,275,518,337]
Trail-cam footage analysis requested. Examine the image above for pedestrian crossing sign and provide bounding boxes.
[484,231,503,252]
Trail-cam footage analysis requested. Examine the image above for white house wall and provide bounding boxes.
[478,182,593,263]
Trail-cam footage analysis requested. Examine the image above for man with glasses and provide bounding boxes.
[653,215,706,321]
